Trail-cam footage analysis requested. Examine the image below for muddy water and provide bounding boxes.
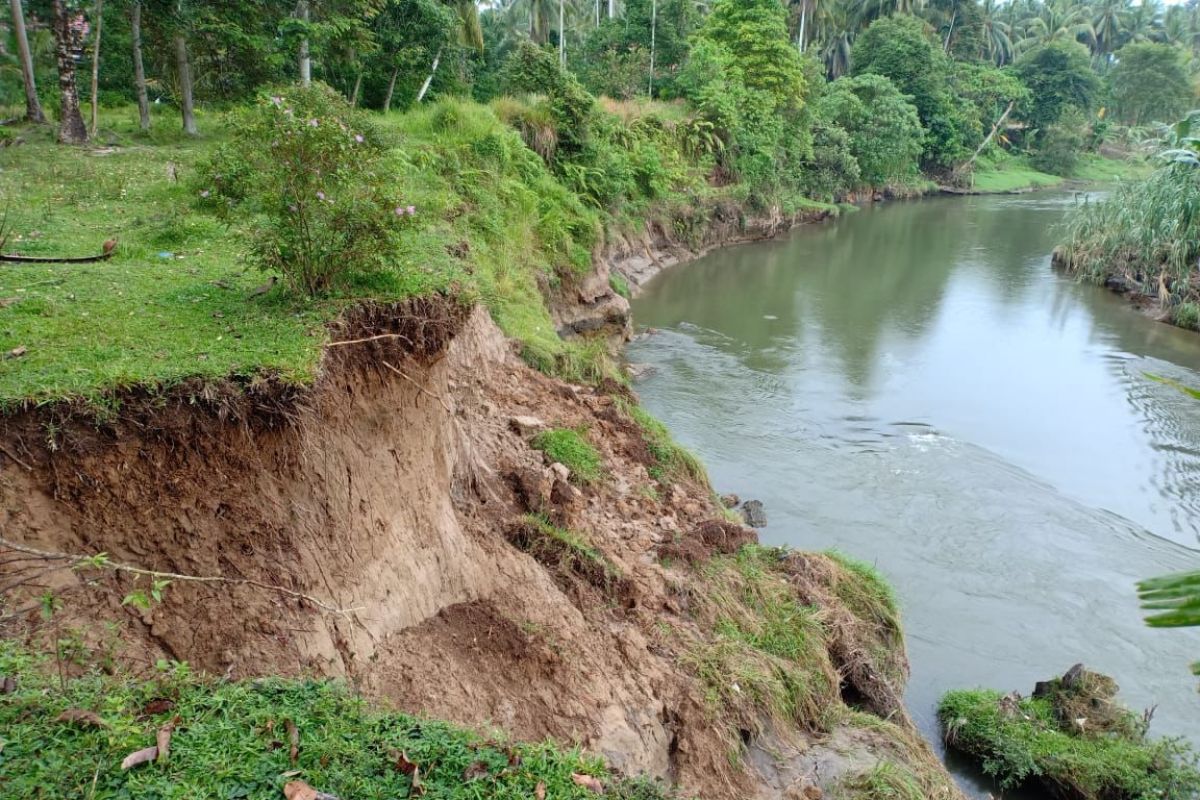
[628,193,1200,797]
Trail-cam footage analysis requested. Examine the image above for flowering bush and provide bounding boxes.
[198,84,412,295]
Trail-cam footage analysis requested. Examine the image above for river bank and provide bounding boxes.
[627,191,1200,799]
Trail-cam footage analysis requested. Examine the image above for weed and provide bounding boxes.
[530,428,604,484]
[510,513,623,592]
[617,400,708,486]
[837,761,927,800]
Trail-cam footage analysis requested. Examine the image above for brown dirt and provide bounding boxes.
[0,298,964,799]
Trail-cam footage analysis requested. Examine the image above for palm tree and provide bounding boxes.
[1015,0,1095,54]
[1091,0,1130,57]
[979,0,1014,64]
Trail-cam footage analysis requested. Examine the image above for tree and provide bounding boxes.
[130,0,150,130]
[375,0,457,110]
[1013,39,1100,137]
[698,0,806,113]
[88,0,103,136]
[173,1,197,135]
[10,0,47,123]
[50,0,89,143]
[816,73,924,185]
[851,15,972,168]
[1109,41,1191,125]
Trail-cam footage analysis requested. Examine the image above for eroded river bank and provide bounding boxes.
[628,192,1200,797]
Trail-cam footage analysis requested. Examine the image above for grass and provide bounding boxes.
[690,546,840,736]
[0,642,672,800]
[970,155,1063,193]
[939,689,1200,799]
[1060,161,1200,328]
[825,550,901,633]
[617,399,707,486]
[512,513,623,590]
[0,99,615,409]
[530,427,604,484]
[1070,153,1152,183]
[837,761,927,800]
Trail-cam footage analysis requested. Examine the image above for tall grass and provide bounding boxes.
[1062,163,1200,328]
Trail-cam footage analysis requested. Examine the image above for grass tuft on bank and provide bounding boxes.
[0,643,670,800]
[939,687,1200,799]
[531,427,604,484]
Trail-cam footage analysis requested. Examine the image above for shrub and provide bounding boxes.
[531,427,604,484]
[1110,42,1193,127]
[800,120,860,201]
[816,74,924,187]
[1030,108,1087,176]
[199,84,407,295]
[1013,41,1100,139]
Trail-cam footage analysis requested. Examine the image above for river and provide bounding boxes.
[627,192,1200,797]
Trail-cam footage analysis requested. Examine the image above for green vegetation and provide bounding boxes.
[1109,43,1193,128]
[837,761,926,800]
[530,427,604,484]
[939,687,1200,799]
[825,550,900,631]
[513,513,623,589]
[970,156,1063,192]
[0,643,669,800]
[1137,567,1200,676]
[1060,118,1200,331]
[618,400,707,486]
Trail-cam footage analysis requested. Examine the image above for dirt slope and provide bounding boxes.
[0,299,962,799]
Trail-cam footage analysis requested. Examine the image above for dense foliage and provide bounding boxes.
[816,73,925,186]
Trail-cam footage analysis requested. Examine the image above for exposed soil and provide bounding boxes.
[0,295,964,799]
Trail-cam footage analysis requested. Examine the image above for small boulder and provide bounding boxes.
[509,416,546,438]
[549,462,571,483]
[740,499,767,528]
[719,493,740,509]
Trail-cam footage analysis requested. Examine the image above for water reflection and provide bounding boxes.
[629,193,1200,799]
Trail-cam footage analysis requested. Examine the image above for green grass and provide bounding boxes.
[970,156,1063,193]
[1070,153,1152,183]
[837,761,926,800]
[939,689,1200,799]
[514,513,623,588]
[618,400,707,486]
[0,643,671,800]
[530,427,603,484]
[0,99,609,409]
[826,550,901,632]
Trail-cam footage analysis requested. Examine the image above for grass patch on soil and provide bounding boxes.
[512,513,623,589]
[617,399,707,486]
[1071,153,1152,183]
[0,642,670,800]
[530,428,603,484]
[938,688,1200,799]
[836,760,927,800]
[825,550,901,632]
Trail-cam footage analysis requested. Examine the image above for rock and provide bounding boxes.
[740,499,767,528]
[509,467,553,514]
[550,462,571,483]
[1104,275,1132,294]
[626,363,656,381]
[509,416,546,437]
[719,493,740,509]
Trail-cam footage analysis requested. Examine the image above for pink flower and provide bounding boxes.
[406,206,416,215]
[200,190,210,198]
[270,96,284,106]
[395,206,405,216]
[354,134,364,143]
[308,118,319,127]
[316,191,326,201]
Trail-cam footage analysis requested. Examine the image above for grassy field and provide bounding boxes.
[0,102,622,410]
[969,153,1147,194]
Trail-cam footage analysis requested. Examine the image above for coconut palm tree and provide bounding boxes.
[979,0,1014,64]
[1090,0,1130,57]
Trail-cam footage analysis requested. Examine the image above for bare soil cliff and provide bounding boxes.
[0,298,962,799]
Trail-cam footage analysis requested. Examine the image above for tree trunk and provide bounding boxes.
[89,0,103,137]
[131,0,150,130]
[647,0,656,96]
[351,70,363,107]
[51,0,88,144]
[383,65,398,111]
[944,10,957,53]
[608,0,614,19]
[558,0,565,65]
[797,6,806,53]
[10,0,46,123]
[416,46,442,103]
[174,32,196,135]
[297,0,311,86]
[955,100,1015,178]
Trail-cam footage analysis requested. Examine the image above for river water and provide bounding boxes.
[627,193,1200,796]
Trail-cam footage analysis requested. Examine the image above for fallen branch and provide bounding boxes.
[1,238,117,264]
[0,535,362,618]
[953,101,1016,180]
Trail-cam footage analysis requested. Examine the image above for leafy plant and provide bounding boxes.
[199,83,408,295]
[1138,570,1200,675]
